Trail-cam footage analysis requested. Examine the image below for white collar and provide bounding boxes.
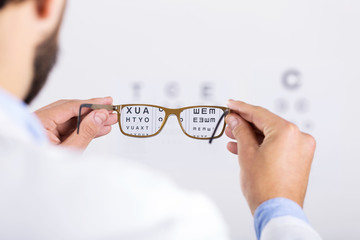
[0,88,47,144]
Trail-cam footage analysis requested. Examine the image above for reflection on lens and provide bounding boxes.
[180,107,225,139]
[120,105,165,137]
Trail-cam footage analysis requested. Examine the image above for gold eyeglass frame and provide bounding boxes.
[77,104,229,143]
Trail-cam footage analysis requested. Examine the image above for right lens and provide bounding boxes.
[120,105,166,137]
[179,107,225,139]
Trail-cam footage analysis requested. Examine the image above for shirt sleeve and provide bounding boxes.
[254,198,321,240]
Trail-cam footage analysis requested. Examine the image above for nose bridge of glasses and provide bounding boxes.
[165,108,181,116]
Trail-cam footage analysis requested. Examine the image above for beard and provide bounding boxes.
[24,27,59,105]
[24,0,67,105]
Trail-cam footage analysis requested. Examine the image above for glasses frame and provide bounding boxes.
[77,104,229,142]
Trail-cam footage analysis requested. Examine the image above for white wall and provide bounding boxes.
[31,0,360,238]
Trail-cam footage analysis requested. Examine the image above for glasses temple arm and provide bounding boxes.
[209,109,230,144]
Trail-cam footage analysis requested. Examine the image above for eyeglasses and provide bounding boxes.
[77,104,229,143]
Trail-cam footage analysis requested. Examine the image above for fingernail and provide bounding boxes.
[227,115,239,130]
[94,113,107,124]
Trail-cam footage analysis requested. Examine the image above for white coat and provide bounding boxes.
[0,103,321,240]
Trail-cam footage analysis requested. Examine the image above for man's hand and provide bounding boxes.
[35,97,118,150]
[225,100,316,215]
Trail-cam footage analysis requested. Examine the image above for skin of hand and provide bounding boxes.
[225,99,316,215]
[35,97,118,150]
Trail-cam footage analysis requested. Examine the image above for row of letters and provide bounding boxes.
[123,107,218,115]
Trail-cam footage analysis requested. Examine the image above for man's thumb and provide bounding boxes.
[226,113,258,158]
[63,110,109,150]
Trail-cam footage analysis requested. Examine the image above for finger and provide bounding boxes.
[226,122,263,144]
[226,99,286,136]
[226,113,259,162]
[45,97,114,126]
[55,113,117,141]
[104,113,118,126]
[45,130,61,145]
[62,109,109,150]
[57,113,117,136]
[227,142,238,155]
[35,99,68,112]
[95,126,112,138]
[57,117,77,135]
[225,126,235,140]
[36,98,110,114]
[64,97,114,121]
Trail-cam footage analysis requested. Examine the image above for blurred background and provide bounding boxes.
[30,0,360,239]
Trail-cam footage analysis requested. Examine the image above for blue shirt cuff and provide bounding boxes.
[254,198,309,240]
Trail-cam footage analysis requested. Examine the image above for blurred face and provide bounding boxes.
[24,25,59,104]
[24,3,65,104]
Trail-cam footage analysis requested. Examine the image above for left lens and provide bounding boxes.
[179,107,225,139]
[120,105,165,137]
